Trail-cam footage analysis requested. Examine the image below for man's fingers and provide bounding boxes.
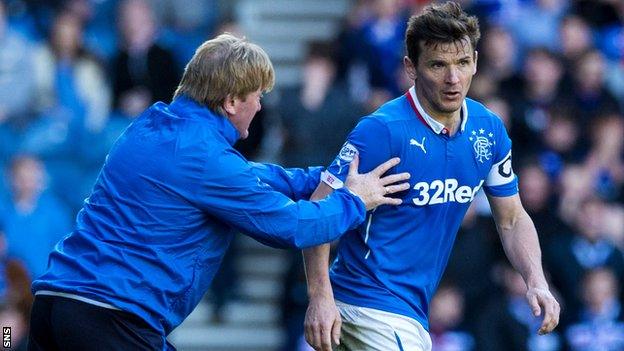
[306,322,321,350]
[535,293,560,335]
[372,157,400,176]
[321,323,333,351]
[347,154,360,176]
[530,295,541,317]
[304,323,318,350]
[384,182,411,194]
[540,299,560,334]
[313,326,323,351]
[332,317,342,346]
[380,172,411,186]
[381,197,403,206]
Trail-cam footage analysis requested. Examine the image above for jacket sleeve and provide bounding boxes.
[191,150,365,249]
[248,162,323,201]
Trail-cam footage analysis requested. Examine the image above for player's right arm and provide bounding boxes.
[303,116,395,351]
[303,183,338,351]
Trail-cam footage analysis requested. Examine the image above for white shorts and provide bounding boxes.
[334,301,432,351]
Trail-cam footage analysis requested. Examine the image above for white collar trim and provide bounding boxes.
[408,86,468,134]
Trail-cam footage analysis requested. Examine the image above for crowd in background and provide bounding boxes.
[0,0,622,350]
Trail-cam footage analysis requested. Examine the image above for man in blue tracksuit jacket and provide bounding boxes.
[27,34,410,350]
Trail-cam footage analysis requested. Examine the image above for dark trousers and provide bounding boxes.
[28,295,173,351]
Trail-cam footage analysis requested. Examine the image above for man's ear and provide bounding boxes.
[222,95,237,115]
[404,56,417,81]
[473,50,479,75]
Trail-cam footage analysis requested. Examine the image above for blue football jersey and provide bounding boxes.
[321,87,518,330]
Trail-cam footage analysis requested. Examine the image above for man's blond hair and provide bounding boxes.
[173,33,275,115]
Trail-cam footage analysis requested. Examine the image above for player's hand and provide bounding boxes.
[526,286,560,335]
[304,294,341,351]
[345,155,410,210]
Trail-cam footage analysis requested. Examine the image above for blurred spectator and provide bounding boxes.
[502,48,566,156]
[0,0,36,167]
[25,9,110,210]
[503,0,567,53]
[0,155,71,280]
[429,282,475,351]
[476,262,562,351]
[13,0,63,39]
[558,15,594,70]
[583,114,624,201]
[479,26,519,84]
[148,0,219,68]
[279,41,363,168]
[336,0,408,101]
[544,197,624,325]
[602,204,624,247]
[561,50,621,128]
[359,0,408,95]
[0,0,36,127]
[517,161,569,242]
[32,9,110,133]
[112,0,179,117]
[538,109,584,179]
[64,0,120,61]
[565,268,624,351]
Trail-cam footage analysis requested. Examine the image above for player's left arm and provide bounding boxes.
[488,193,560,335]
[249,162,323,200]
[484,112,559,334]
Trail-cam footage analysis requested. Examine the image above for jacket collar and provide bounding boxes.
[169,95,240,146]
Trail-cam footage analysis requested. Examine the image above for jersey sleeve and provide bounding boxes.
[191,149,366,249]
[321,117,393,189]
[483,117,518,197]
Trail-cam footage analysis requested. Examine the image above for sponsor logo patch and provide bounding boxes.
[338,142,358,162]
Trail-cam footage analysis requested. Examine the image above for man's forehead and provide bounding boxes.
[419,37,473,58]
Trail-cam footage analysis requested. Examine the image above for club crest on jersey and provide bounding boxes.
[469,129,494,163]
[338,142,358,162]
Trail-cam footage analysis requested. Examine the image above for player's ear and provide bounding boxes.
[222,94,237,116]
[472,50,478,75]
[404,56,417,81]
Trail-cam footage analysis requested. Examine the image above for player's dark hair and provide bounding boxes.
[405,1,480,63]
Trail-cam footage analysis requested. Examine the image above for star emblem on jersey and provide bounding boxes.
[410,137,426,154]
[469,129,494,163]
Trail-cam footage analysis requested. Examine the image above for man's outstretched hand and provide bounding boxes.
[345,155,410,210]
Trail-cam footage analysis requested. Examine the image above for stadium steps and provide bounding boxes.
[237,0,350,87]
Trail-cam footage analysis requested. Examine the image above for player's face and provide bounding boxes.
[405,38,477,119]
[225,89,263,139]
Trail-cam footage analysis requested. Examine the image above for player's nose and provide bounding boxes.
[445,67,460,84]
